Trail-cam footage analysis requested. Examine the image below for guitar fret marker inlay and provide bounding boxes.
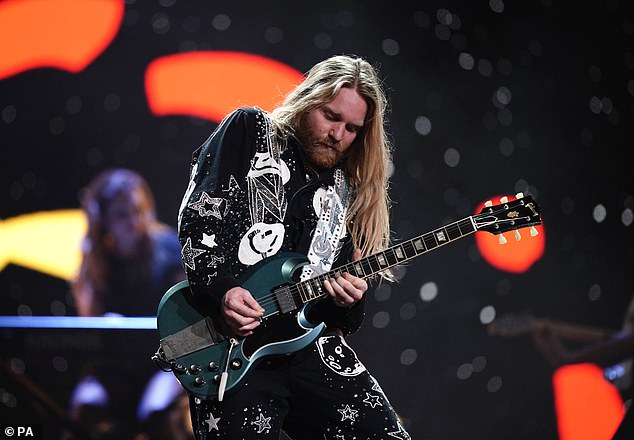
[395,247,404,260]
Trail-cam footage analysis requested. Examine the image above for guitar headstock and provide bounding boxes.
[474,193,541,240]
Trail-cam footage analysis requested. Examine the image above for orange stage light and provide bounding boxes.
[553,363,624,440]
[0,0,124,79]
[145,51,304,122]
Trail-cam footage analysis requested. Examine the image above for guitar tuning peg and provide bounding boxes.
[484,200,493,207]
[515,192,524,199]
[530,226,539,237]
[500,196,509,203]
[498,233,507,245]
[514,230,521,241]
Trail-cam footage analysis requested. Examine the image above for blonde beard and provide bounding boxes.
[297,118,344,169]
[304,143,343,169]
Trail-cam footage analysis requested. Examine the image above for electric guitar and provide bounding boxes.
[488,313,631,393]
[155,194,542,400]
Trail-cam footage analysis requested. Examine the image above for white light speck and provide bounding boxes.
[400,349,418,366]
[372,311,390,329]
[479,305,496,324]
[588,283,601,301]
[487,376,503,392]
[419,282,438,302]
[593,204,607,223]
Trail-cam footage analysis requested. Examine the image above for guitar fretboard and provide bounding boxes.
[296,216,477,304]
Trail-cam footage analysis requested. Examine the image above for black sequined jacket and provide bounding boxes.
[178,107,365,335]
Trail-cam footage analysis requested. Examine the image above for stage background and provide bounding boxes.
[2,1,634,439]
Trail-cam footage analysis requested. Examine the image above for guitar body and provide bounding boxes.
[156,252,325,400]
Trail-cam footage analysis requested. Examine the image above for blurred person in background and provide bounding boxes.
[72,168,185,317]
[67,168,190,439]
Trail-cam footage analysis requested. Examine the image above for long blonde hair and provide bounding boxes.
[271,55,392,257]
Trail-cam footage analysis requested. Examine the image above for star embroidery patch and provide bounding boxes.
[223,175,241,197]
[252,413,272,434]
[181,237,205,270]
[337,404,358,422]
[205,412,221,431]
[388,424,411,439]
[369,374,385,395]
[207,255,225,268]
[363,392,382,408]
[188,192,227,219]
[201,233,217,248]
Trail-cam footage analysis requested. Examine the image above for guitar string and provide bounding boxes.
[242,208,536,313]
[255,214,511,310]
[248,219,473,313]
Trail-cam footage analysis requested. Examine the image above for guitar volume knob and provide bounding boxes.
[230,359,242,370]
[193,376,205,386]
[208,362,219,371]
[190,364,201,373]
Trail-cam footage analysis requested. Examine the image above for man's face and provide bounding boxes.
[298,87,368,169]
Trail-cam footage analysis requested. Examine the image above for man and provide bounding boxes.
[177,55,409,439]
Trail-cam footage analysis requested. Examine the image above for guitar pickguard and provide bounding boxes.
[241,312,317,359]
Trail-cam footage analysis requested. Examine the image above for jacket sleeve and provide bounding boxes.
[177,109,258,314]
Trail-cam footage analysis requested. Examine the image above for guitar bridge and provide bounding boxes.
[274,286,297,314]
[160,317,225,361]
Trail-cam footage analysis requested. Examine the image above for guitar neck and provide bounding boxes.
[296,216,477,304]
[535,319,612,343]
[489,316,613,343]
[291,194,542,306]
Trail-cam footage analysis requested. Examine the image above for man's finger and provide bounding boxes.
[352,248,362,261]
[242,293,265,315]
[342,273,367,291]
[225,290,264,318]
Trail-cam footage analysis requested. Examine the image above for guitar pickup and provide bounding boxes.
[274,286,297,314]
[160,317,225,361]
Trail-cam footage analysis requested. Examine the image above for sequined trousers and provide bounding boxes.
[189,335,411,440]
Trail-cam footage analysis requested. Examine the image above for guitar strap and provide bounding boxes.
[300,168,350,281]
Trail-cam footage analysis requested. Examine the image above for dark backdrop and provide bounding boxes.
[2,1,634,439]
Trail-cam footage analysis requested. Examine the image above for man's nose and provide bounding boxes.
[329,123,345,142]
